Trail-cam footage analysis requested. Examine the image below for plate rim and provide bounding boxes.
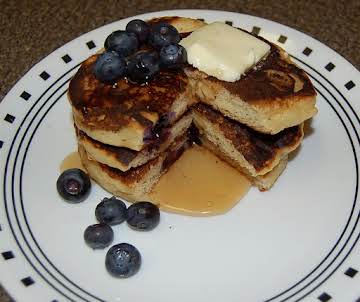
[0,9,359,302]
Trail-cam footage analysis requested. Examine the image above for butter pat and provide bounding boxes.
[180,22,270,82]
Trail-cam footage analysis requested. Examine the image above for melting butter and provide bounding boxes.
[180,22,270,82]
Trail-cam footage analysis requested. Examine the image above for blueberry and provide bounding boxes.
[104,30,139,57]
[149,23,180,49]
[56,168,91,203]
[84,223,114,249]
[126,19,150,44]
[126,202,160,231]
[160,43,187,68]
[94,51,126,83]
[105,243,141,278]
[95,196,127,225]
[127,51,160,83]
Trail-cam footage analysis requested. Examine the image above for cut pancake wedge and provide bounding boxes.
[192,103,303,177]
[200,137,288,191]
[78,134,190,202]
[77,112,193,171]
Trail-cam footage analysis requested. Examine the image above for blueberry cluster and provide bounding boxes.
[94,19,187,84]
[56,169,160,278]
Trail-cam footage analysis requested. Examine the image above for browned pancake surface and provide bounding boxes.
[77,128,139,165]
[69,54,188,131]
[214,43,316,104]
[193,103,303,171]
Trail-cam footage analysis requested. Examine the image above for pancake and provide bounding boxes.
[77,111,192,171]
[184,40,316,135]
[68,17,316,152]
[78,133,190,201]
[69,57,193,151]
[200,137,289,191]
[192,103,303,177]
[70,16,316,200]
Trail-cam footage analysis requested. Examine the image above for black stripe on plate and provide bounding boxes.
[20,91,31,101]
[86,41,96,49]
[251,26,261,35]
[39,71,50,81]
[344,267,358,277]
[225,20,233,26]
[2,251,15,260]
[62,54,72,63]
[302,47,312,56]
[21,276,35,287]
[0,140,3,149]
[278,35,287,43]
[4,114,15,124]
[345,81,355,90]
[318,292,332,301]
[325,62,335,72]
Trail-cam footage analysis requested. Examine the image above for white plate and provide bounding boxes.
[1,9,359,302]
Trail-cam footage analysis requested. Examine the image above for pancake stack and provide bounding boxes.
[67,17,317,202]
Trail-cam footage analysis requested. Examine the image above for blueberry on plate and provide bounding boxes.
[149,22,180,49]
[104,30,139,57]
[127,51,160,83]
[105,243,141,278]
[126,19,150,44]
[126,201,160,231]
[84,223,114,249]
[95,196,127,225]
[94,51,126,83]
[56,168,91,203]
[160,43,187,68]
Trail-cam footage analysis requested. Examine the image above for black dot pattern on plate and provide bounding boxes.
[278,35,287,43]
[325,62,335,71]
[39,71,50,81]
[4,114,15,124]
[61,54,72,63]
[20,91,31,101]
[251,26,261,35]
[344,267,358,277]
[0,140,3,149]
[86,40,96,49]
[318,292,332,301]
[2,251,15,260]
[345,80,355,90]
[225,20,233,26]
[302,47,313,56]
[21,277,35,287]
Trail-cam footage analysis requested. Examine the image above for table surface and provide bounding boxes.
[0,0,359,300]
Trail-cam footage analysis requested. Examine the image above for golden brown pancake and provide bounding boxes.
[78,133,190,201]
[69,16,316,200]
[69,56,193,151]
[192,103,303,177]
[77,111,192,171]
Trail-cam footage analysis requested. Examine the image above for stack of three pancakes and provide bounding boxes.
[67,17,317,202]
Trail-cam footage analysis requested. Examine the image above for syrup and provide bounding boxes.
[150,145,251,216]
[60,151,85,172]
